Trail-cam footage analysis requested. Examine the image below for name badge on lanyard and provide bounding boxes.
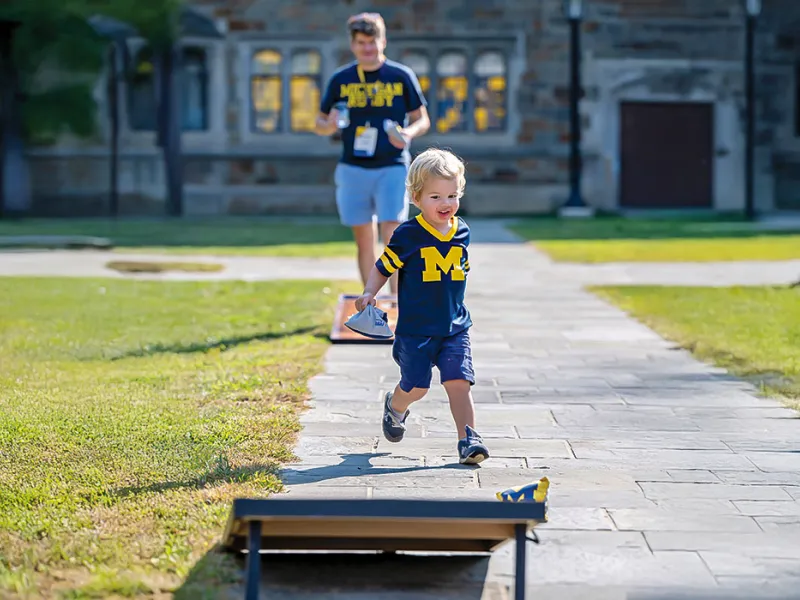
[354,122,378,157]
[353,66,379,157]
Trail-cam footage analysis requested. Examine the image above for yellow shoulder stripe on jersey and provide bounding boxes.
[384,246,404,269]
[380,253,398,274]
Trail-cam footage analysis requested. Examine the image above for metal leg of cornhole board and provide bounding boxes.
[515,523,527,600]
[245,521,261,600]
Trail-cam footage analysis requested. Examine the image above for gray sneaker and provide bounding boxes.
[458,425,490,465]
[382,391,408,443]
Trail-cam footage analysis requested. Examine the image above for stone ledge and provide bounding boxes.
[185,183,564,217]
[0,235,113,250]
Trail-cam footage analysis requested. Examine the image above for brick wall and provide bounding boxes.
[198,0,800,190]
[26,0,800,215]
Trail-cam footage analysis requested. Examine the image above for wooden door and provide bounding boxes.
[620,101,714,208]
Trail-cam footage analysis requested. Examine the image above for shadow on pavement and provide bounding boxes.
[175,546,495,599]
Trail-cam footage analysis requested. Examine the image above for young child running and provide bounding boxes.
[354,148,489,465]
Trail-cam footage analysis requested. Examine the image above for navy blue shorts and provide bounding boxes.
[392,328,475,393]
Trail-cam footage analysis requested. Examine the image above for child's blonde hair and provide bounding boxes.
[405,148,466,201]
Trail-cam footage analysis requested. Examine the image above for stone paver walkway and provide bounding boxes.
[276,221,800,599]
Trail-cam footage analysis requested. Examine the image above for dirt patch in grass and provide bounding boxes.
[106,261,225,274]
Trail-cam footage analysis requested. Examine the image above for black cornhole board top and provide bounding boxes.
[221,498,547,554]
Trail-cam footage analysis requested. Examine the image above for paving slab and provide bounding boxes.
[699,552,800,579]
[732,500,800,517]
[755,516,800,534]
[710,471,800,486]
[638,482,794,501]
[608,508,762,533]
[645,531,800,558]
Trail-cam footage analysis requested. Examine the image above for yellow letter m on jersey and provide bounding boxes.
[420,246,465,282]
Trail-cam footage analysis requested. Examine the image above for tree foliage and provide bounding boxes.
[0,0,182,144]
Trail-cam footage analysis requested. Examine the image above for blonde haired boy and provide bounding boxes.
[355,149,489,465]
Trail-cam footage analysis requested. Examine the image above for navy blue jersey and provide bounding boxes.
[320,59,426,169]
[376,215,472,337]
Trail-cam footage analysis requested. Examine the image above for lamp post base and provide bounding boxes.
[558,205,595,218]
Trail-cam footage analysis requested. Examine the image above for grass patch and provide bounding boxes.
[106,261,225,274]
[0,276,354,598]
[508,216,800,263]
[0,218,357,258]
[592,285,800,409]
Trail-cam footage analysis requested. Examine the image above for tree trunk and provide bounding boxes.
[0,20,31,217]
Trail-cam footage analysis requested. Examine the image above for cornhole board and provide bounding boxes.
[329,293,398,344]
[221,497,546,600]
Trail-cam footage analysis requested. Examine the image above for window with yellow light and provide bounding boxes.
[251,49,282,133]
[290,50,322,132]
[435,52,468,133]
[473,51,506,132]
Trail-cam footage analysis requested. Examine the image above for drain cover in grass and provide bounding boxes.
[106,261,224,274]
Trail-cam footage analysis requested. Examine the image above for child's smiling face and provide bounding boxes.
[413,177,460,228]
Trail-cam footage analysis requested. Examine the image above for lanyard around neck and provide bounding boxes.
[357,65,380,98]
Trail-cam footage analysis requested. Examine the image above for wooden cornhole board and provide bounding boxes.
[221,497,546,600]
[329,293,398,344]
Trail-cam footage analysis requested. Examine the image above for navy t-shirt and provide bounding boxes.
[320,59,427,168]
[375,215,472,337]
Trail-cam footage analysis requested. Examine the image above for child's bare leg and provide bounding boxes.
[444,378,488,464]
[442,379,475,439]
[382,384,426,443]
[390,384,427,414]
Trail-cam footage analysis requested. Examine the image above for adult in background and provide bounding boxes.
[315,12,430,293]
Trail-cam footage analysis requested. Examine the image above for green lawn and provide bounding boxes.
[0,277,353,598]
[508,217,800,263]
[593,285,800,409]
[0,218,357,258]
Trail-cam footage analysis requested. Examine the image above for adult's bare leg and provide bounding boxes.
[379,220,401,294]
[352,222,378,287]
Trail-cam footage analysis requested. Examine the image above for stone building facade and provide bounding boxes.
[26,0,800,216]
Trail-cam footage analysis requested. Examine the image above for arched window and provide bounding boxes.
[251,49,282,133]
[290,50,322,132]
[473,51,506,132]
[435,51,468,133]
[400,50,431,96]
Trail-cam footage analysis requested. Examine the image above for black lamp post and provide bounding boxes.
[743,0,760,221]
[0,17,21,219]
[88,15,139,218]
[559,0,594,217]
[158,7,224,218]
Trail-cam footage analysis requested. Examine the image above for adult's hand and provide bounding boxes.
[315,111,340,136]
[387,126,411,149]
